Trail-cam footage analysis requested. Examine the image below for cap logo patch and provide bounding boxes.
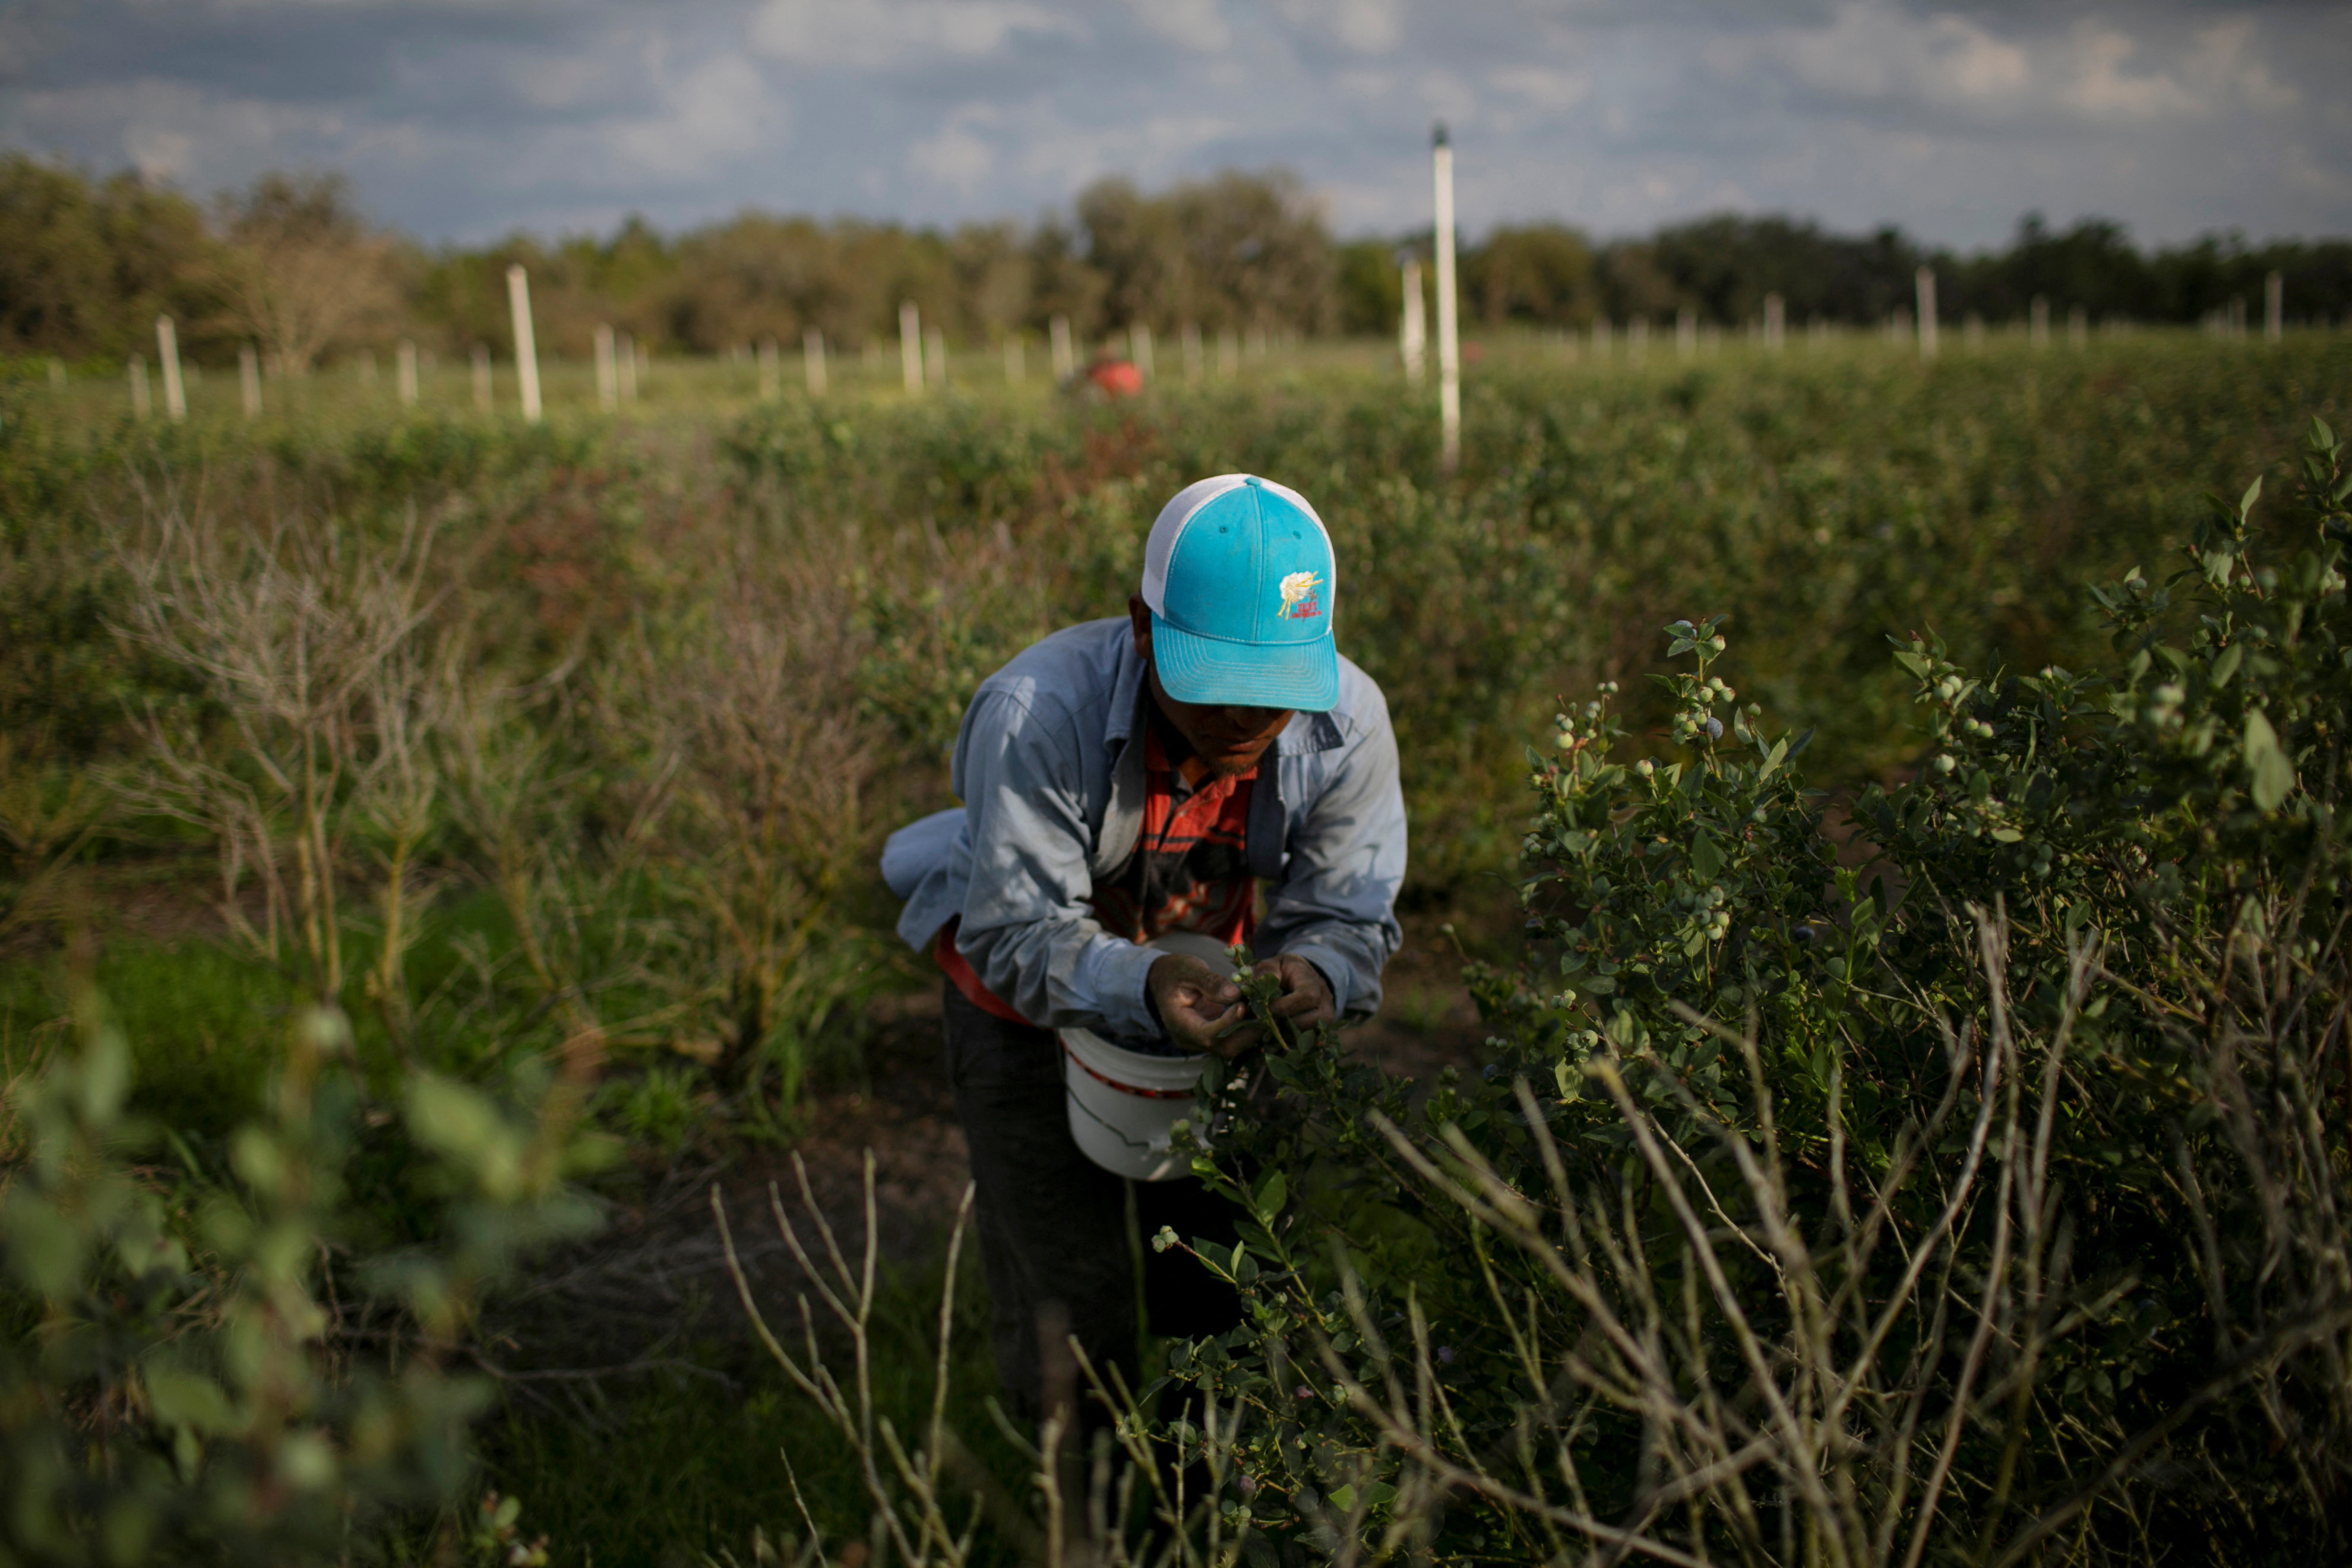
[1278,570,1324,620]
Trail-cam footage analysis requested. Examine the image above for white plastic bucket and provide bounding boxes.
[1061,931,1231,1181]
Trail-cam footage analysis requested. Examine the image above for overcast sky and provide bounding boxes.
[3,0,2347,249]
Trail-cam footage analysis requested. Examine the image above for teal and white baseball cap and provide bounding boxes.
[1140,474,1339,713]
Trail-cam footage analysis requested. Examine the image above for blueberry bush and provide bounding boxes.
[1162,417,2352,1564]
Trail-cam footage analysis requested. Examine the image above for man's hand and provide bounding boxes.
[1251,953,1336,1036]
[1147,951,1336,1058]
[1147,953,1248,1057]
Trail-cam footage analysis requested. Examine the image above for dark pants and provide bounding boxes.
[942,982,1240,1425]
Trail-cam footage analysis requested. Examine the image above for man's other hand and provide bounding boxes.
[1147,953,1248,1058]
[1253,954,1336,1036]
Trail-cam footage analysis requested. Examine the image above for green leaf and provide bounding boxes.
[1689,828,1725,881]
[1552,1058,1581,1102]
[1254,1171,1288,1221]
[145,1364,237,1434]
[406,1076,501,1160]
[5,1200,84,1298]
[2237,474,2264,521]
[1759,736,1788,780]
[2244,709,2294,811]
[76,1026,131,1128]
[2210,642,2243,689]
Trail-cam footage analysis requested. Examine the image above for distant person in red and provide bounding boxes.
[1083,352,1143,399]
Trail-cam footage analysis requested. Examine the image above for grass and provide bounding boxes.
[479,1245,1020,1566]
[1,931,290,1134]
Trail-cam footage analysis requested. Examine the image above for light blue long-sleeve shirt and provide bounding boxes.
[881,617,1406,1038]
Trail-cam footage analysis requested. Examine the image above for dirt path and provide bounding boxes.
[485,916,1490,1399]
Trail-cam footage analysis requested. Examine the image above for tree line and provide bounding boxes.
[5,151,2348,371]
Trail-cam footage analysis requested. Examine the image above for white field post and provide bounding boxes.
[804,329,827,396]
[618,333,639,402]
[1763,293,1785,351]
[505,265,542,422]
[239,344,261,417]
[1400,256,1426,383]
[1131,321,1154,380]
[1676,306,1696,358]
[2266,270,2284,340]
[1431,122,1462,473]
[1181,322,1202,381]
[900,301,924,393]
[397,339,419,405]
[154,316,186,421]
[758,336,779,400]
[595,324,618,410]
[2030,295,2050,348]
[1004,333,1025,383]
[128,353,150,418]
[471,344,493,411]
[1050,313,1074,381]
[1915,267,1939,362]
[2068,305,2088,348]
[925,323,947,388]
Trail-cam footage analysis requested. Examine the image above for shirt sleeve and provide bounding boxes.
[1256,687,1408,1020]
[950,688,1164,1037]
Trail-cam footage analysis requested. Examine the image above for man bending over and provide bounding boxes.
[882,473,1406,1424]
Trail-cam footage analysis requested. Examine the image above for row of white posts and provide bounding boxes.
[116,295,1259,423]
[877,301,1275,394]
[116,267,564,423]
[127,321,454,420]
[107,246,2312,427]
[1394,261,2302,384]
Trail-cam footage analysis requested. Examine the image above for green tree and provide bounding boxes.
[1465,223,1596,326]
[210,172,399,374]
[0,156,213,360]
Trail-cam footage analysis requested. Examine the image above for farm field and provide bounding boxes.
[4,328,2350,1563]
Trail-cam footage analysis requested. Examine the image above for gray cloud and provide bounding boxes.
[1,0,2345,246]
